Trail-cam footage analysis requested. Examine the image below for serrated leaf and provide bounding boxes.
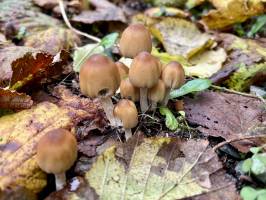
[159,106,178,131]
[99,32,118,49]
[170,79,212,99]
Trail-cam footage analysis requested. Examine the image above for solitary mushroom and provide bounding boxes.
[148,80,166,111]
[120,78,139,102]
[115,61,129,80]
[129,51,161,112]
[161,61,185,105]
[119,24,152,58]
[79,54,121,126]
[36,128,77,191]
[114,99,138,140]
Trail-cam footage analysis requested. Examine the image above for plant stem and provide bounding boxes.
[140,88,149,112]
[101,97,121,127]
[124,128,132,141]
[55,173,66,191]
[150,101,157,111]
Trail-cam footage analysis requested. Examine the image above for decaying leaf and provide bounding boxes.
[47,133,237,200]
[201,0,266,29]
[144,7,189,18]
[185,91,266,152]
[71,0,126,24]
[0,88,33,110]
[150,18,214,58]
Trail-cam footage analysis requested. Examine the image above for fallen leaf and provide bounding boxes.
[0,186,37,200]
[201,0,265,29]
[159,106,179,130]
[46,133,237,199]
[150,18,214,58]
[0,88,33,110]
[71,0,126,24]
[184,91,266,152]
[33,0,58,9]
[144,7,189,18]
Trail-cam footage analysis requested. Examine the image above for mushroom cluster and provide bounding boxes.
[78,23,185,139]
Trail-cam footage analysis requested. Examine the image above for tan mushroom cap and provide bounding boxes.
[148,80,166,103]
[115,61,129,80]
[79,54,120,98]
[120,78,139,102]
[114,99,138,129]
[162,61,185,89]
[129,52,161,88]
[119,24,152,58]
[36,128,77,174]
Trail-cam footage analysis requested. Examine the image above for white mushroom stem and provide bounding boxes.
[150,101,157,111]
[125,128,132,141]
[101,97,121,127]
[55,173,66,191]
[140,88,149,112]
[163,88,171,106]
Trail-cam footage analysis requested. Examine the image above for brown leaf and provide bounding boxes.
[0,88,33,110]
[184,91,266,152]
[33,0,58,9]
[71,0,126,24]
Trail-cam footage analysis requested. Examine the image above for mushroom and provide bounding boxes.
[129,51,161,112]
[120,77,139,102]
[114,99,138,140]
[79,54,121,126]
[119,24,152,58]
[161,61,185,105]
[115,61,129,80]
[148,79,166,111]
[36,128,77,191]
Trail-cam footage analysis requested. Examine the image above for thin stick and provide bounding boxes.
[213,134,266,151]
[58,0,101,43]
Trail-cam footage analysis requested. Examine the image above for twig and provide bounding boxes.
[58,0,101,43]
[211,85,266,103]
[213,134,266,151]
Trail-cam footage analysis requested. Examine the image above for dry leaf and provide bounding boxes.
[201,0,266,29]
[0,88,33,110]
[46,133,237,200]
[144,7,189,18]
[150,18,214,58]
[185,91,266,152]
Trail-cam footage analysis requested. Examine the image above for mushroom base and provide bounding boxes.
[125,128,132,141]
[55,173,66,191]
[162,88,171,106]
[150,101,157,111]
[140,88,149,113]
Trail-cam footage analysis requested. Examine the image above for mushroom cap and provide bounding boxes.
[36,128,77,174]
[148,79,166,103]
[120,78,140,102]
[119,24,152,58]
[115,61,129,80]
[129,52,161,88]
[79,54,120,98]
[113,99,138,129]
[162,61,185,89]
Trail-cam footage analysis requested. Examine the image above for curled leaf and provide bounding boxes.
[159,106,178,131]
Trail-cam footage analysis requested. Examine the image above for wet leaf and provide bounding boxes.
[170,79,212,98]
[0,88,33,110]
[201,0,265,29]
[185,91,266,152]
[47,134,237,199]
[150,18,213,58]
[159,106,178,130]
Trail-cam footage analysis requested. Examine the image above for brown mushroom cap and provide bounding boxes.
[120,78,139,102]
[36,128,77,174]
[119,24,152,58]
[129,52,161,88]
[113,99,138,129]
[148,79,166,103]
[162,61,185,89]
[79,54,120,98]
[115,61,129,80]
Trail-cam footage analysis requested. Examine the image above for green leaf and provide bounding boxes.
[251,154,266,175]
[159,106,178,131]
[99,32,119,49]
[250,146,263,154]
[242,158,252,173]
[247,15,266,38]
[240,186,258,200]
[170,79,212,99]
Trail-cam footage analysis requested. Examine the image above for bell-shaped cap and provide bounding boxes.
[120,78,139,102]
[115,61,129,80]
[162,61,185,89]
[148,80,166,103]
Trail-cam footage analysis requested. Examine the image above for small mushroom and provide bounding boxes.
[114,99,138,140]
[119,24,152,58]
[129,51,161,112]
[36,128,77,191]
[115,61,129,80]
[161,61,185,105]
[79,54,121,126]
[120,77,140,102]
[148,80,166,111]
